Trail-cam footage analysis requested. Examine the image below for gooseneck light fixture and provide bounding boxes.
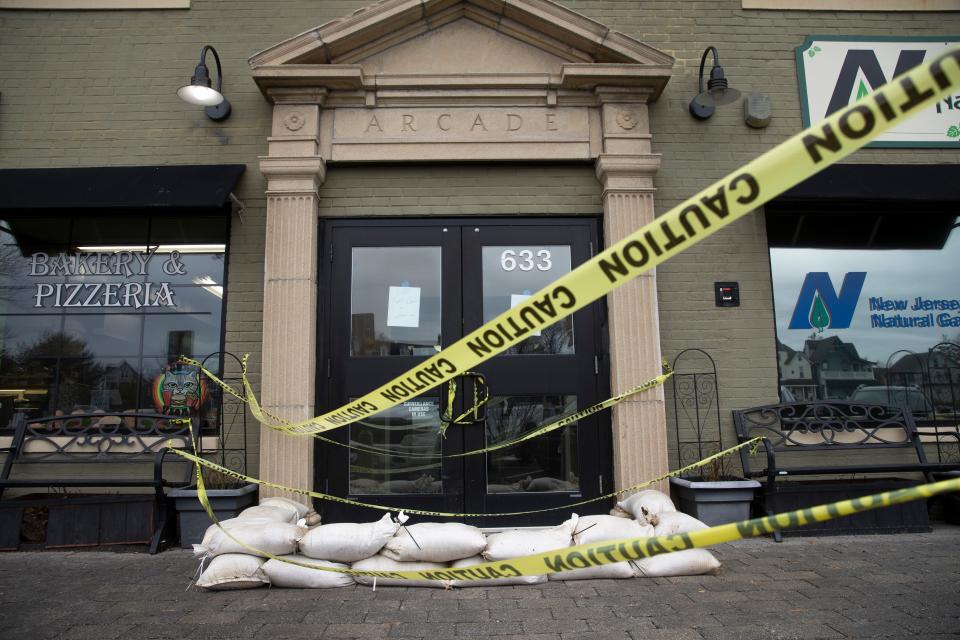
[689,47,741,120]
[177,45,231,122]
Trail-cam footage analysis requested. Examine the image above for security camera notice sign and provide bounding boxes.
[796,36,960,147]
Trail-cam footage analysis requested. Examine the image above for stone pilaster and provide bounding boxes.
[596,149,669,494]
[257,103,324,504]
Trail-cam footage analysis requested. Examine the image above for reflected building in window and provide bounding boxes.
[776,340,817,401]
[802,336,877,400]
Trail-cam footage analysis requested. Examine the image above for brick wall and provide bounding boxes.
[1,0,958,476]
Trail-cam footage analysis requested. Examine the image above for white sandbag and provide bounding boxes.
[572,515,653,545]
[195,554,268,590]
[351,554,449,588]
[200,516,274,546]
[259,496,310,519]
[238,505,299,523]
[262,554,354,589]
[652,511,709,536]
[194,521,306,559]
[298,513,399,562]
[548,561,637,581]
[448,555,546,587]
[615,490,676,523]
[632,549,720,577]
[482,514,579,561]
[382,522,487,562]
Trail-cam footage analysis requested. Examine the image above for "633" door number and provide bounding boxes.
[500,249,552,272]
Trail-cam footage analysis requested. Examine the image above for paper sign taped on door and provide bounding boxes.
[511,294,541,336]
[388,285,421,328]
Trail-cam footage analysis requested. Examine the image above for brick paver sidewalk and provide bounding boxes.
[1,527,958,640]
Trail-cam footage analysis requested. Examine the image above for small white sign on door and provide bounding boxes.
[510,293,541,337]
[387,285,421,328]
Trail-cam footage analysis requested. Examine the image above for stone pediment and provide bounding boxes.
[356,18,569,76]
[250,0,674,100]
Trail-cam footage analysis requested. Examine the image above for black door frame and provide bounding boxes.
[315,217,612,526]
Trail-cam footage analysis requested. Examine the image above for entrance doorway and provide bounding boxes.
[317,218,609,526]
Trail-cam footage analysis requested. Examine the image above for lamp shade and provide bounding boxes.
[177,84,225,107]
[176,46,231,121]
[689,47,740,120]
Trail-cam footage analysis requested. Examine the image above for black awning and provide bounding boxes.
[0,165,245,212]
[776,163,960,203]
[766,164,959,250]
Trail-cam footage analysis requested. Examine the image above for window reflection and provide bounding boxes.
[349,397,442,495]
[0,215,227,430]
[486,395,579,493]
[770,219,960,409]
[482,246,574,355]
[350,247,442,356]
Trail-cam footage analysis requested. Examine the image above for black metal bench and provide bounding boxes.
[0,412,197,553]
[733,401,960,541]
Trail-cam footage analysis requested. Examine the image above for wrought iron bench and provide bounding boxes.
[0,412,197,553]
[733,401,960,541]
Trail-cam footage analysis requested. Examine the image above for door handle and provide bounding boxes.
[439,371,489,434]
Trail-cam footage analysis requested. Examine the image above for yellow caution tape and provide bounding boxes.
[196,47,960,438]
[187,354,669,460]
[171,434,761,519]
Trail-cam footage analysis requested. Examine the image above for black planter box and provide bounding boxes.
[0,494,156,550]
[763,478,931,537]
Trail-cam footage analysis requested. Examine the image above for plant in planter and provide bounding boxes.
[667,349,760,526]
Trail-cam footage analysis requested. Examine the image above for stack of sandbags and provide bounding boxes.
[262,556,354,589]
[352,521,488,589]
[483,515,578,561]
[447,555,545,588]
[549,515,654,581]
[245,496,321,526]
[193,519,306,560]
[195,554,269,590]
[612,489,677,525]
[351,555,451,588]
[194,500,321,590]
[618,490,720,578]
[299,513,399,563]
[474,514,580,586]
[193,497,721,590]
[382,522,487,562]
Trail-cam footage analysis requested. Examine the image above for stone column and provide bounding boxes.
[258,101,325,503]
[595,95,669,494]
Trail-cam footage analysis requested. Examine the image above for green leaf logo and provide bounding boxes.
[807,45,822,59]
[948,124,960,138]
[810,294,831,333]
[856,79,870,100]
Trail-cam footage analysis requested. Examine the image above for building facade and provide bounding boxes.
[1,0,958,524]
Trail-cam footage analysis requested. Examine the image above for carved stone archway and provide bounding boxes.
[250,0,674,502]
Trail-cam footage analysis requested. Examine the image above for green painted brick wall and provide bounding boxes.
[1,0,958,478]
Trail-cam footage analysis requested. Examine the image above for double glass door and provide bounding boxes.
[318,219,609,527]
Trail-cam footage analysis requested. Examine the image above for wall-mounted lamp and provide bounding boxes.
[689,47,741,120]
[177,45,231,122]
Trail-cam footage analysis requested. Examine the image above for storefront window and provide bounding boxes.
[0,215,227,431]
[769,212,960,414]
